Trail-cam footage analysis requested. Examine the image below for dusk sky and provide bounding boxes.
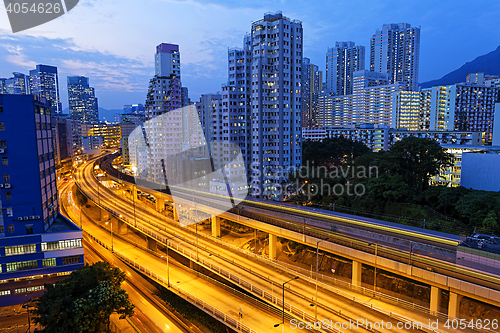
[1,0,499,111]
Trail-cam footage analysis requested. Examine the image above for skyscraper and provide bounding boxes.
[67,76,99,124]
[249,12,303,199]
[370,23,421,89]
[29,65,63,114]
[0,94,83,306]
[326,42,365,95]
[146,43,182,120]
[155,43,181,78]
[301,58,322,127]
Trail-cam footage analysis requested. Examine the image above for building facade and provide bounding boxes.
[301,58,322,127]
[326,42,365,96]
[0,94,83,306]
[249,12,303,199]
[67,76,99,124]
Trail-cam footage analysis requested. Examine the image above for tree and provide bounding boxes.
[302,137,371,167]
[382,137,453,193]
[32,262,135,333]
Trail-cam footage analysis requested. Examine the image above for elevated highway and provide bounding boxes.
[75,153,500,328]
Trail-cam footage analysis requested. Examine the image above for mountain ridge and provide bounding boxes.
[420,46,500,88]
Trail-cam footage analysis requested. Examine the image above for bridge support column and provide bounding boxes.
[269,234,277,260]
[100,209,110,221]
[173,204,179,221]
[352,261,362,287]
[448,292,463,318]
[117,219,127,234]
[211,216,221,237]
[133,188,138,201]
[147,238,157,252]
[430,286,442,315]
[156,198,163,212]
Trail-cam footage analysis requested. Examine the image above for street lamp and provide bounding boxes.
[315,237,329,322]
[161,235,180,287]
[25,281,32,332]
[132,184,137,228]
[409,242,414,275]
[274,276,299,333]
[369,242,378,291]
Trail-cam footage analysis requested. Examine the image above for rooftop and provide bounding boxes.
[46,214,80,233]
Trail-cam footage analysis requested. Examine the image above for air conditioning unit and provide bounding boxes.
[35,215,41,219]
[4,183,11,189]
[30,216,36,220]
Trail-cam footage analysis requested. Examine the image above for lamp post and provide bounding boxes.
[369,242,378,291]
[409,242,414,275]
[161,235,180,287]
[274,276,299,333]
[315,237,329,322]
[133,185,137,228]
[25,281,32,332]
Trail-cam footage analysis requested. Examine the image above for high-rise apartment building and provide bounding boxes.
[0,94,83,306]
[249,12,303,199]
[196,93,222,151]
[30,65,63,114]
[425,83,498,143]
[67,76,99,124]
[326,42,365,95]
[370,23,420,89]
[301,58,322,127]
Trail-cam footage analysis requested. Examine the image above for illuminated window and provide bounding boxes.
[6,260,38,272]
[5,244,36,256]
[42,258,56,267]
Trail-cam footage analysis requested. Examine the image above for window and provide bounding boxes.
[5,191,10,200]
[6,208,13,217]
[2,157,7,166]
[0,290,10,297]
[7,224,14,233]
[62,256,80,265]
[14,285,44,294]
[25,224,33,235]
[6,260,38,272]
[41,239,82,252]
[0,226,4,233]
[0,122,4,131]
[0,140,6,148]
[3,174,9,183]
[42,258,56,267]
[5,244,36,256]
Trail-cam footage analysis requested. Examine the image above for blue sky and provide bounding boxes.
[0,0,499,110]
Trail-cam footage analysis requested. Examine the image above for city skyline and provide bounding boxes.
[0,0,499,109]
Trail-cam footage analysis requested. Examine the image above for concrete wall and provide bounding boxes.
[461,152,500,191]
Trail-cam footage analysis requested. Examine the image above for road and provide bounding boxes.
[61,179,311,333]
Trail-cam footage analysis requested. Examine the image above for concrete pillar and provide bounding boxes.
[117,220,127,234]
[133,187,138,201]
[448,292,463,318]
[211,216,221,237]
[147,238,157,252]
[352,261,362,287]
[269,234,277,260]
[173,203,179,221]
[101,209,110,221]
[430,286,442,315]
[156,198,163,212]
